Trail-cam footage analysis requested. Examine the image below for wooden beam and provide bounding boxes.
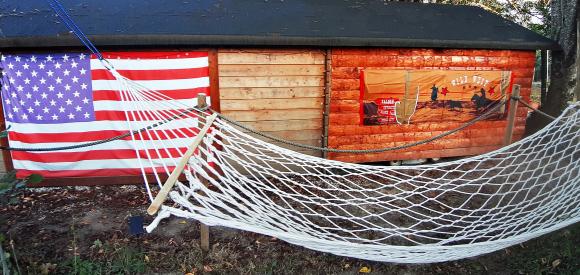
[219,64,324,77]
[237,119,322,132]
[220,98,324,111]
[222,109,323,122]
[208,49,221,112]
[0,83,14,172]
[219,87,324,100]
[218,51,325,65]
[504,84,520,145]
[218,75,324,88]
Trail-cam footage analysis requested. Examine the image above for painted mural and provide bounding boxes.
[360,69,512,126]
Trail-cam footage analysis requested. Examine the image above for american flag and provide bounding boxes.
[0,51,210,178]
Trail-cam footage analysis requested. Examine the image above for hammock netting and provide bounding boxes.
[95,68,580,263]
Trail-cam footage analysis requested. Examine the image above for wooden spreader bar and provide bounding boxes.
[147,112,218,215]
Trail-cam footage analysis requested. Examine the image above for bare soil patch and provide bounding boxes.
[0,185,578,274]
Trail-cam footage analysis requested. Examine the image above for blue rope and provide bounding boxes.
[46,0,104,60]
[47,0,102,58]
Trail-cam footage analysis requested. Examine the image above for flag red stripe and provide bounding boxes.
[91,67,209,81]
[94,51,208,59]
[94,110,196,121]
[92,87,209,101]
[8,128,200,143]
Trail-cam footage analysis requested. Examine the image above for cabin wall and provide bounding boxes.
[217,49,326,156]
[0,47,538,180]
[328,48,535,163]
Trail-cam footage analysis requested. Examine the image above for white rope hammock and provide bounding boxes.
[106,66,579,263]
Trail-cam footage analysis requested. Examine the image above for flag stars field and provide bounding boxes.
[1,53,97,124]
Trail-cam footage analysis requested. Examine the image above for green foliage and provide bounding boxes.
[0,125,43,193]
[0,171,23,196]
[0,171,43,197]
[107,246,146,274]
[63,257,103,275]
[26,174,43,184]
[91,239,103,249]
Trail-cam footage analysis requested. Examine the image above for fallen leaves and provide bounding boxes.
[359,266,371,273]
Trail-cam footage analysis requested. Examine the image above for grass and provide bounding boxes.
[61,246,146,275]
[6,222,579,274]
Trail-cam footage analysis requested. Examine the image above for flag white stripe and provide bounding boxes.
[91,77,210,91]
[8,137,194,152]
[13,158,180,171]
[6,118,199,134]
[90,57,209,71]
[93,98,198,111]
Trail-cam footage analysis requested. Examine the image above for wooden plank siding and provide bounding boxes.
[218,49,326,157]
[328,48,537,163]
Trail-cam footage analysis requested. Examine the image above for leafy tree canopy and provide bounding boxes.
[434,0,551,36]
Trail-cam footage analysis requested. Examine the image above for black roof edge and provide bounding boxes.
[0,34,561,51]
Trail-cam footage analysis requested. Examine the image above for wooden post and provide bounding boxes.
[504,85,520,145]
[196,93,211,252]
[208,49,221,111]
[322,49,331,159]
[0,71,14,173]
[197,93,208,110]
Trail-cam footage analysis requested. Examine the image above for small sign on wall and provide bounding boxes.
[359,69,512,126]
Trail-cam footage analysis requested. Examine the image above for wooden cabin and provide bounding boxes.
[0,0,557,184]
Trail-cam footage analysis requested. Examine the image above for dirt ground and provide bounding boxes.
[0,184,578,274]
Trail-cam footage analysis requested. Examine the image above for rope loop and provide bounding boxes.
[99,58,115,71]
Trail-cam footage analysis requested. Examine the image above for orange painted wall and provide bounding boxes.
[328,48,536,163]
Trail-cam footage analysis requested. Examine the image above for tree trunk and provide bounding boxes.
[527,0,578,134]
